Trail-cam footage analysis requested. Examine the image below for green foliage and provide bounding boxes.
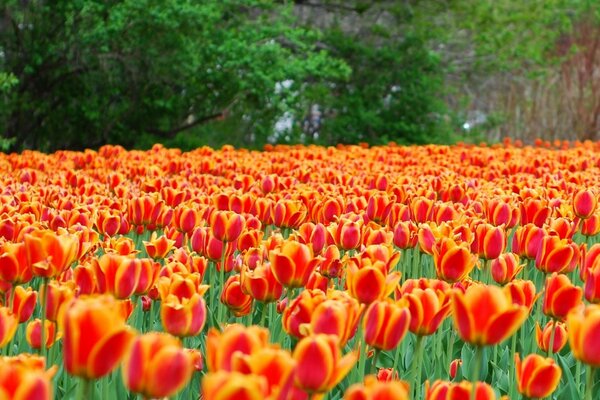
[0,0,348,151]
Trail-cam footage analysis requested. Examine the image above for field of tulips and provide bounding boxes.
[1,140,600,399]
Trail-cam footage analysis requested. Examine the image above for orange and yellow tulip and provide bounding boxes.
[26,319,59,350]
[363,299,411,350]
[432,238,478,283]
[143,232,175,259]
[10,286,37,323]
[490,253,524,285]
[211,210,245,242]
[344,375,410,400]
[293,334,358,395]
[451,284,528,346]
[346,258,401,304]
[514,353,561,399]
[471,223,506,260]
[0,356,55,400]
[202,371,270,400]
[24,230,78,278]
[0,242,32,284]
[542,273,583,321]
[269,241,320,289]
[61,295,135,379]
[122,332,193,399]
[535,321,567,354]
[160,293,207,337]
[221,274,253,317]
[241,263,283,303]
[206,324,270,372]
[425,380,497,400]
[573,189,597,219]
[567,304,600,367]
[535,235,579,274]
[403,287,451,336]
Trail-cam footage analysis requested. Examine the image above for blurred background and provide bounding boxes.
[0,0,599,152]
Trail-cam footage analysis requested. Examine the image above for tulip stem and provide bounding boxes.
[509,333,518,399]
[410,335,424,399]
[76,378,92,400]
[585,366,595,400]
[370,349,380,374]
[357,326,367,383]
[471,346,484,400]
[40,277,48,359]
[259,302,268,327]
[547,319,556,358]
[217,244,227,325]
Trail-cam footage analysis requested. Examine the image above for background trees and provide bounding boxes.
[1,0,598,151]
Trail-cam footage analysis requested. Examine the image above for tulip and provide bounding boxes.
[296,222,327,255]
[584,261,600,303]
[377,367,399,382]
[221,274,253,317]
[282,290,327,339]
[241,263,283,304]
[24,230,78,278]
[425,380,497,400]
[581,213,600,236]
[39,281,75,322]
[535,321,567,354]
[520,197,550,227]
[318,245,344,279]
[305,294,362,346]
[328,218,363,251]
[535,235,579,274]
[269,241,320,289]
[0,242,32,285]
[271,200,307,229]
[344,375,410,400]
[403,287,451,336]
[449,359,462,380]
[432,238,478,283]
[346,259,401,304]
[202,371,270,400]
[363,299,410,351]
[504,279,538,311]
[61,295,135,379]
[293,334,358,395]
[26,319,59,350]
[483,197,519,228]
[573,189,597,219]
[542,273,582,322]
[452,284,528,346]
[410,197,434,223]
[393,221,418,249]
[160,293,207,337]
[514,353,561,399]
[0,307,18,348]
[471,223,506,260]
[490,253,524,285]
[10,286,37,323]
[0,357,55,400]
[156,272,207,301]
[122,332,193,399]
[211,210,245,242]
[143,232,175,259]
[511,224,545,260]
[206,324,270,372]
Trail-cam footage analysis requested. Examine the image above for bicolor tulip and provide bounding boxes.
[24,230,78,278]
[567,304,600,367]
[0,242,32,284]
[490,253,524,285]
[471,223,506,260]
[39,281,75,322]
[269,241,320,289]
[221,274,253,317]
[535,235,579,274]
[403,287,451,336]
[573,189,597,219]
[306,294,362,346]
[122,332,194,399]
[206,324,270,372]
[535,321,567,354]
[344,375,410,400]
[363,299,411,350]
[26,319,59,350]
[346,259,401,304]
[542,273,582,321]
[160,293,207,337]
[0,307,17,348]
[61,295,135,379]
[504,279,539,311]
[0,357,55,400]
[520,197,551,227]
[514,353,561,399]
[511,224,545,260]
[202,371,270,400]
[451,284,528,346]
[271,200,307,229]
[282,290,327,339]
[241,263,283,303]
[584,261,600,303]
[425,380,497,400]
[10,286,37,323]
[432,238,478,283]
[293,334,358,394]
[143,232,175,259]
[328,218,363,251]
[211,210,245,243]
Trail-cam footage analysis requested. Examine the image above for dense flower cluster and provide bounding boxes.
[0,140,599,399]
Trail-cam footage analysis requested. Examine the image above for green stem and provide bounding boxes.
[40,277,48,359]
[446,325,454,375]
[410,335,424,399]
[357,324,367,384]
[76,378,92,400]
[471,346,484,400]
[217,243,227,325]
[259,302,268,327]
[576,361,582,397]
[392,342,402,376]
[370,349,380,375]
[585,366,595,400]
[509,333,518,399]
[547,319,556,358]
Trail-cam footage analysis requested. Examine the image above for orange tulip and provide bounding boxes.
[520,197,551,227]
[160,293,207,337]
[221,274,253,317]
[293,334,358,394]
[0,242,32,284]
[282,290,327,339]
[172,205,201,234]
[143,232,175,259]
[452,284,528,346]
[271,200,307,229]
[573,189,597,219]
[26,319,59,350]
[202,371,270,400]
[449,359,462,380]
[0,307,17,348]
[296,222,327,255]
[432,238,478,283]
[306,293,362,346]
[535,235,579,274]
[328,218,363,251]
[122,332,193,399]
[269,241,320,289]
[10,286,37,323]
[581,213,600,236]
[567,304,600,367]
[156,272,207,301]
[346,258,401,304]
[490,253,524,285]
[483,197,519,228]
[39,281,75,322]
[393,221,418,249]
[504,279,538,311]
[535,321,567,354]
[61,295,135,379]
[514,353,561,399]
[403,287,451,336]
[0,356,55,400]
[211,210,245,242]
[511,224,544,260]
[206,324,270,372]
[471,223,506,260]
[241,263,283,303]
[363,299,411,350]
[24,230,78,278]
[377,367,399,382]
[425,380,497,400]
[542,273,583,322]
[344,375,410,400]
